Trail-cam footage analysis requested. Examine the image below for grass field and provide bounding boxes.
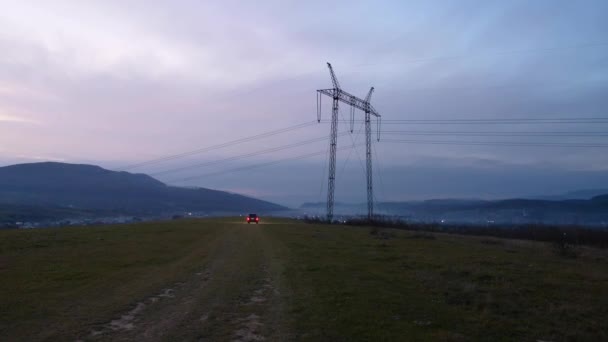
[1,218,607,341]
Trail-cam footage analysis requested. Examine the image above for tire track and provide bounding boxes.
[232,266,276,342]
[81,224,288,341]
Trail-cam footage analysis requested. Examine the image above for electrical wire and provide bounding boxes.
[381,131,608,137]
[337,122,366,179]
[150,133,348,177]
[321,118,608,125]
[318,142,330,200]
[337,109,367,177]
[381,139,608,147]
[170,143,365,183]
[372,142,387,203]
[120,121,318,170]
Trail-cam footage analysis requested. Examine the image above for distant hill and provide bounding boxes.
[300,196,608,225]
[591,194,608,204]
[300,199,489,212]
[302,196,608,212]
[0,203,96,224]
[533,189,608,200]
[0,162,287,218]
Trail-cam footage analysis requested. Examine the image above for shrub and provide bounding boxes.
[553,232,579,258]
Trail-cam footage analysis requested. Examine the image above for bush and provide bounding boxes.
[553,232,579,258]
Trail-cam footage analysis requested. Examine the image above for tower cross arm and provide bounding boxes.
[368,104,381,117]
[317,88,380,116]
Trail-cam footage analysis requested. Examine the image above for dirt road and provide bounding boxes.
[85,223,290,341]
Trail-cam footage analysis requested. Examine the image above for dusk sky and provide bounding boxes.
[1,0,607,206]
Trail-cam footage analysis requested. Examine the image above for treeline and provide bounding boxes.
[302,216,608,249]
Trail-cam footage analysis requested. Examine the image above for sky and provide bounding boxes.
[1,0,607,207]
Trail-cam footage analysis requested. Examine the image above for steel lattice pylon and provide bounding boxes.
[316,63,381,222]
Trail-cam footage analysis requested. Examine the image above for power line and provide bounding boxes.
[372,142,386,203]
[381,130,608,133]
[169,143,364,183]
[381,131,608,137]
[323,117,608,123]
[120,121,318,170]
[338,112,367,178]
[318,143,330,200]
[385,79,606,94]
[380,122,608,125]
[150,133,347,177]
[337,122,366,181]
[381,139,608,147]
[380,118,608,122]
[322,119,608,125]
[327,117,608,121]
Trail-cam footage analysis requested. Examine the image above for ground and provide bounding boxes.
[0,218,607,341]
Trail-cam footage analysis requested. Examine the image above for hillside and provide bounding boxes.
[0,218,606,340]
[0,162,287,218]
[534,189,608,200]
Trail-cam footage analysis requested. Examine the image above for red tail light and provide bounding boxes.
[256,218,259,221]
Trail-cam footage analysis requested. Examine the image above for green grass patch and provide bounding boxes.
[0,219,223,340]
[1,218,607,341]
[269,224,608,341]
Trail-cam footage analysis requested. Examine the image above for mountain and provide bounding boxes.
[300,196,608,225]
[0,162,287,217]
[533,189,608,200]
[300,199,489,212]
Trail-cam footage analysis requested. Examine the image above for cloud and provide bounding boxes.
[0,0,607,205]
[15,154,66,162]
[0,1,330,88]
[0,113,40,125]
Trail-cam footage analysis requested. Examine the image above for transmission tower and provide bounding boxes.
[317,63,381,222]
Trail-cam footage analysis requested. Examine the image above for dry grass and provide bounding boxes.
[1,219,607,341]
